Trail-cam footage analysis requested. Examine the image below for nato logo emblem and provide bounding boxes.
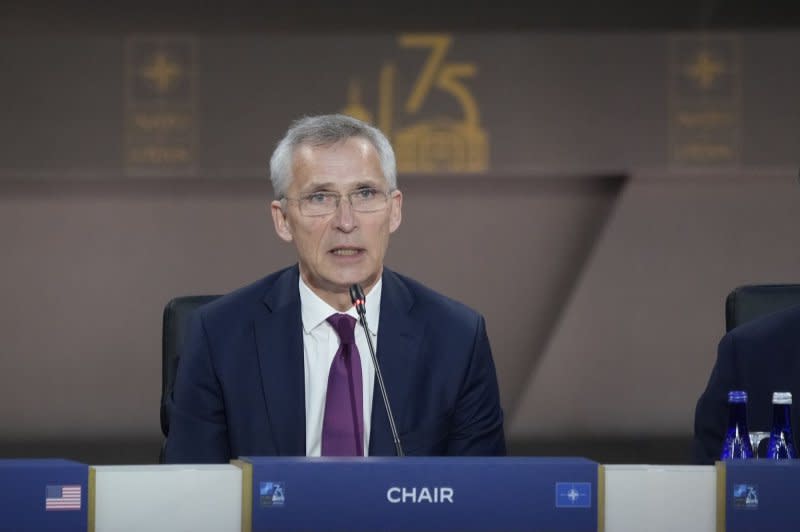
[555,482,592,508]
[260,481,285,507]
[733,483,758,509]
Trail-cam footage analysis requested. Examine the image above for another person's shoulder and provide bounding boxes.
[722,304,800,359]
[726,303,800,344]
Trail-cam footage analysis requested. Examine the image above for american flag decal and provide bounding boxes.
[45,484,82,511]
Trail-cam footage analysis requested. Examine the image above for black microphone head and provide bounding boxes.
[349,284,366,315]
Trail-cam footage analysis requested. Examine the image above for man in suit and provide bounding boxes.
[693,304,800,464]
[165,114,506,463]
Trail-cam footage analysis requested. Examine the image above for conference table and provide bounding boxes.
[2,457,797,531]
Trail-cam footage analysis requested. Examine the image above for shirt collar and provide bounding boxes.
[299,274,382,336]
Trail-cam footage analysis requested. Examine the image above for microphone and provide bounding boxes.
[350,283,404,457]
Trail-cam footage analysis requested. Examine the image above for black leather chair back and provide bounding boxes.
[161,295,220,438]
[725,284,800,332]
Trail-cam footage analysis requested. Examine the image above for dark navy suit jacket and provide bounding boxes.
[164,265,506,463]
[693,304,800,464]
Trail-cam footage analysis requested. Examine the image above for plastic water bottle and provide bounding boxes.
[721,390,754,460]
[766,391,797,459]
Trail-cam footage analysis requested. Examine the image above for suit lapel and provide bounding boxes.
[369,269,424,456]
[254,266,306,456]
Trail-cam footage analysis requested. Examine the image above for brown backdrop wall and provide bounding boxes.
[1,29,799,463]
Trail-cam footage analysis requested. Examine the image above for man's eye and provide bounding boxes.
[307,192,330,204]
[355,188,378,199]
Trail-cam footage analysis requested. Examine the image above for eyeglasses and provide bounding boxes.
[282,187,392,217]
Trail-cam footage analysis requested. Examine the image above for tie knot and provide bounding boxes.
[327,313,357,345]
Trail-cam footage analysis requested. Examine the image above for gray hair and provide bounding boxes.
[269,114,397,199]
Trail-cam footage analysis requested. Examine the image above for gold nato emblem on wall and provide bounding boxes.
[669,35,742,166]
[124,36,196,176]
[341,33,488,174]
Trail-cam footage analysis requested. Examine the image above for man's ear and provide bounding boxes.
[389,190,403,233]
[271,200,293,242]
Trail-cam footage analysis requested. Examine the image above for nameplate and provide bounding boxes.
[720,460,800,532]
[0,459,88,532]
[236,456,598,532]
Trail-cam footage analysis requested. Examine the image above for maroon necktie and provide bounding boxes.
[321,313,364,456]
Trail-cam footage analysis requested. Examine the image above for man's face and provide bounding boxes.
[271,137,402,308]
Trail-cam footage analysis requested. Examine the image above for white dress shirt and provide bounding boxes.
[300,276,380,456]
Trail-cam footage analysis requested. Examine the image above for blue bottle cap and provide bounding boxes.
[728,390,748,403]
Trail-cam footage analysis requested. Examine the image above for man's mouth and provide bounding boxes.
[330,247,363,256]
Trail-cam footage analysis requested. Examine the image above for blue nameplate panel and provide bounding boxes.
[238,457,598,532]
[0,459,88,532]
[722,460,800,532]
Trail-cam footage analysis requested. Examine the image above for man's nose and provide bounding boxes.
[332,196,356,230]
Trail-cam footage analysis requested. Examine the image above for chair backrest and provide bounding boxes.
[161,295,221,438]
[725,284,800,332]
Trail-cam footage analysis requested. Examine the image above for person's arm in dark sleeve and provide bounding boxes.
[446,315,507,456]
[693,332,740,464]
[164,310,231,463]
